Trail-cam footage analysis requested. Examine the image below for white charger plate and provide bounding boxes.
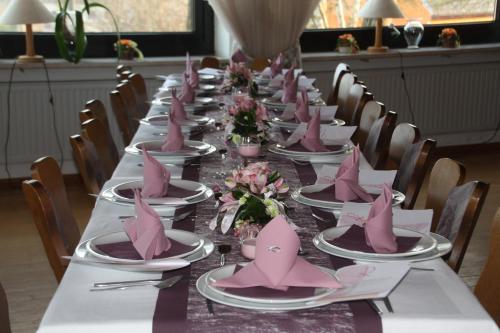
[141,114,214,127]
[313,232,451,263]
[317,226,437,259]
[86,229,204,264]
[272,143,351,156]
[110,179,209,205]
[205,263,338,304]
[125,140,216,161]
[268,145,352,164]
[271,117,346,130]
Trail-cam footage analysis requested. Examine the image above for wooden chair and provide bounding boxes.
[200,56,220,69]
[22,179,71,283]
[426,158,466,231]
[30,157,81,257]
[336,83,371,125]
[436,180,489,272]
[127,73,149,117]
[109,89,136,146]
[393,139,436,209]
[249,57,270,71]
[81,118,119,179]
[116,64,132,82]
[327,63,350,106]
[332,72,357,117]
[117,81,142,121]
[0,282,11,333]
[352,100,385,148]
[385,123,422,170]
[362,111,397,169]
[69,134,106,195]
[79,99,110,132]
[475,207,500,325]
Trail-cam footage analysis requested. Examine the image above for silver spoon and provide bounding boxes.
[90,275,182,291]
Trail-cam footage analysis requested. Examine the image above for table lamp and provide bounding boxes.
[358,0,404,53]
[0,0,54,63]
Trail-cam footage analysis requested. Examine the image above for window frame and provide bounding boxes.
[0,0,214,59]
[300,1,500,52]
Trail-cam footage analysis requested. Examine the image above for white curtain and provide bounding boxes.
[208,0,320,64]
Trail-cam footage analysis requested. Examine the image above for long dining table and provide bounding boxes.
[37,77,497,333]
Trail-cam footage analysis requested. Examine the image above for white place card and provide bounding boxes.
[272,90,322,101]
[285,124,357,147]
[281,104,338,121]
[316,165,397,187]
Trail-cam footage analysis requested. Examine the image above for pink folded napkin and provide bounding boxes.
[299,110,329,152]
[141,147,170,198]
[281,66,299,104]
[213,215,342,291]
[334,146,375,202]
[179,73,195,104]
[364,184,397,253]
[170,89,187,121]
[270,53,284,78]
[189,62,199,88]
[295,89,311,123]
[123,189,171,260]
[231,49,248,63]
[161,117,184,152]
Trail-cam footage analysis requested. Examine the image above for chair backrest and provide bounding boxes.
[69,134,106,195]
[352,100,385,148]
[81,99,110,131]
[109,89,136,146]
[30,157,80,255]
[327,64,351,106]
[116,81,141,122]
[81,118,119,178]
[475,207,500,325]
[249,57,270,71]
[436,181,489,272]
[362,111,397,169]
[335,72,357,113]
[200,56,221,69]
[127,73,149,117]
[0,282,11,333]
[426,158,466,231]
[116,65,132,82]
[386,123,422,170]
[337,83,371,125]
[22,179,70,283]
[393,139,436,209]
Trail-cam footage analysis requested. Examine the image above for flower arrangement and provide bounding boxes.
[226,61,252,88]
[336,34,359,54]
[209,162,289,235]
[227,97,270,145]
[114,39,144,60]
[438,28,460,48]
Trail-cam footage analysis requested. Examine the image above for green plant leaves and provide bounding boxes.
[54,11,87,64]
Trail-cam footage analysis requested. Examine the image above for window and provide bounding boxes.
[301,0,500,52]
[0,0,213,58]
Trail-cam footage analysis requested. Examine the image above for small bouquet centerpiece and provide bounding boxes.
[114,39,144,60]
[222,61,254,94]
[438,28,460,48]
[209,162,289,236]
[227,97,270,156]
[336,34,359,54]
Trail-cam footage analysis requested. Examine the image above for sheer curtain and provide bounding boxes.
[208,0,320,64]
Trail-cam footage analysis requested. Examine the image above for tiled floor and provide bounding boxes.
[0,148,498,332]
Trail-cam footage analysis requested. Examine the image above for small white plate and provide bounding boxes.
[205,263,337,304]
[86,229,205,264]
[317,226,437,258]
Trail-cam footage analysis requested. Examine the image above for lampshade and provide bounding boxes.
[358,0,404,19]
[0,0,53,25]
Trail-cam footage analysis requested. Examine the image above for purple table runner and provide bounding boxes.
[150,115,381,333]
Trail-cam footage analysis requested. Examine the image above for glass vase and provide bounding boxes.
[404,20,424,49]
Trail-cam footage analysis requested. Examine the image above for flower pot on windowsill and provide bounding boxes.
[338,46,353,54]
[441,40,459,48]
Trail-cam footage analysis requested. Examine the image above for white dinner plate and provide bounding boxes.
[271,143,351,156]
[86,229,204,264]
[317,226,437,259]
[268,145,352,164]
[313,232,452,263]
[125,140,216,162]
[157,73,216,82]
[158,96,215,107]
[141,114,214,128]
[295,183,405,206]
[205,263,338,304]
[110,179,209,205]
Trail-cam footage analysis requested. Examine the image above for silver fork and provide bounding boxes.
[90,275,183,291]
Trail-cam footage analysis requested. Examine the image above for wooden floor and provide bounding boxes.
[0,148,498,333]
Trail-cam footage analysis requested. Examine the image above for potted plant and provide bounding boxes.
[114,39,144,61]
[336,33,360,54]
[438,28,460,48]
[55,0,120,64]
